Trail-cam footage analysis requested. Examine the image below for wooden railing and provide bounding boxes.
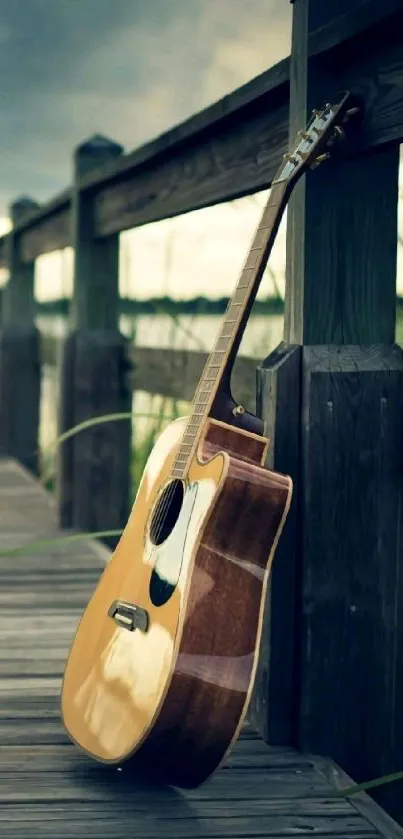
[1,0,403,821]
[41,334,258,407]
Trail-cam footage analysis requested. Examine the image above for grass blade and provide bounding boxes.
[0,530,123,558]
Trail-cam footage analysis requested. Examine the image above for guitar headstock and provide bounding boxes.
[274,91,361,184]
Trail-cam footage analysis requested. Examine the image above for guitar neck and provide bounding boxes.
[171,179,289,479]
[169,92,357,479]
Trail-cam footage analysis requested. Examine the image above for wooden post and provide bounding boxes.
[57,136,132,548]
[254,0,403,820]
[0,198,41,473]
[249,342,301,743]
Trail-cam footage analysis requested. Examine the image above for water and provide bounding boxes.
[37,312,284,453]
[38,309,403,454]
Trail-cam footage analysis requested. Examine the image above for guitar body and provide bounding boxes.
[61,416,292,787]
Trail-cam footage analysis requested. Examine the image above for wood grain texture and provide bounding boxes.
[284,0,400,346]
[0,458,399,837]
[0,327,40,474]
[60,416,291,780]
[2,201,38,327]
[92,104,289,235]
[69,137,122,332]
[0,203,41,475]
[133,421,290,787]
[312,755,403,839]
[308,0,403,57]
[250,343,302,744]
[0,190,70,269]
[56,332,77,528]
[57,329,132,548]
[19,209,70,264]
[299,345,403,824]
[41,337,259,411]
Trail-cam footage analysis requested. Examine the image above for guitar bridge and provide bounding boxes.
[108,600,149,633]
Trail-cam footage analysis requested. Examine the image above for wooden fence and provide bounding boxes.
[1,0,403,821]
[41,334,258,407]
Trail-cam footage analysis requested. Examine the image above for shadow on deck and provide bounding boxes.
[0,458,402,839]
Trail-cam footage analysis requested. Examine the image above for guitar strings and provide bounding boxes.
[152,477,180,544]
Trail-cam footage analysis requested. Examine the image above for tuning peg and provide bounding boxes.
[298,130,313,143]
[312,108,323,117]
[342,105,360,123]
[332,125,346,141]
[311,152,331,169]
[283,153,299,165]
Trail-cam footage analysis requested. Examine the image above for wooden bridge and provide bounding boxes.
[0,0,403,834]
[1,456,402,839]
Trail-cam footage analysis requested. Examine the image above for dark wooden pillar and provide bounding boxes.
[57,136,132,547]
[0,198,41,473]
[253,2,403,819]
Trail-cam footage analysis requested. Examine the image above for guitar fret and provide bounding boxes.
[171,183,287,481]
[244,253,261,269]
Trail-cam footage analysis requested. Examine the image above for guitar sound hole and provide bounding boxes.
[149,479,184,546]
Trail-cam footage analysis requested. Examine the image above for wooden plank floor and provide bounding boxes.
[0,458,402,839]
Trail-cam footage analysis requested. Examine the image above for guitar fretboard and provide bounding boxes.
[171,180,289,479]
[169,95,354,478]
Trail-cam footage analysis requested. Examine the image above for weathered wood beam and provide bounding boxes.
[0,0,401,267]
[91,12,403,237]
[20,207,70,263]
[2,191,70,266]
[41,335,258,410]
[308,0,403,56]
[57,136,132,547]
[280,0,403,826]
[0,198,41,474]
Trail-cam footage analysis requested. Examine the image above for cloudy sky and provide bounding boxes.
[1,1,401,305]
[0,0,295,303]
[0,0,292,213]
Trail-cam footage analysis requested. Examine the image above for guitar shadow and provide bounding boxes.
[66,750,200,818]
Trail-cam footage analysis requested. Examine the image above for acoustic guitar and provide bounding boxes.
[61,92,358,787]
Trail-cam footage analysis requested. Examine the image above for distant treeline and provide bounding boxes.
[30,294,403,318]
[34,295,285,317]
